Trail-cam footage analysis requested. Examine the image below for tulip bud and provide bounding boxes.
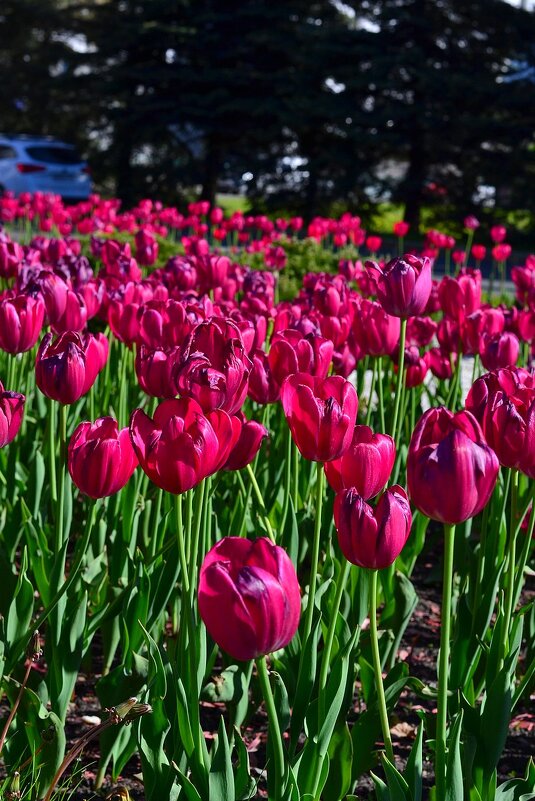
[198,537,301,660]
[0,295,45,354]
[0,382,25,447]
[135,345,179,398]
[480,331,519,371]
[130,397,238,494]
[68,417,138,498]
[334,485,412,570]
[223,413,268,471]
[268,329,333,387]
[407,407,499,524]
[325,425,395,499]
[367,254,432,318]
[35,332,87,404]
[466,368,535,477]
[281,373,358,462]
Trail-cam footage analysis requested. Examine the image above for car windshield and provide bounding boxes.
[25,146,82,165]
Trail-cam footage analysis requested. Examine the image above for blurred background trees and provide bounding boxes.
[0,0,534,229]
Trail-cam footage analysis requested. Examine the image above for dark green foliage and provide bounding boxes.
[0,0,533,226]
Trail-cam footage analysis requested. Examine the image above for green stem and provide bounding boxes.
[256,656,285,800]
[366,357,377,426]
[303,463,324,643]
[470,354,479,387]
[245,463,275,542]
[513,482,535,610]
[502,470,519,653]
[377,356,386,432]
[436,523,456,801]
[464,230,474,266]
[391,318,407,443]
[318,560,351,723]
[55,404,68,552]
[280,426,292,532]
[48,398,58,505]
[292,441,299,511]
[369,570,395,764]
[175,493,190,596]
[190,478,206,591]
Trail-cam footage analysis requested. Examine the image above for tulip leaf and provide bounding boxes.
[6,547,33,653]
[379,572,418,669]
[382,753,411,801]
[233,727,257,801]
[173,764,203,801]
[202,664,248,706]
[289,606,321,753]
[272,670,291,734]
[371,771,390,801]
[209,716,235,801]
[351,662,410,780]
[176,677,196,758]
[445,711,464,801]
[316,630,358,757]
[322,720,353,801]
[495,758,535,800]
[404,719,424,801]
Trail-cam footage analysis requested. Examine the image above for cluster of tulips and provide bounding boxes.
[0,195,533,801]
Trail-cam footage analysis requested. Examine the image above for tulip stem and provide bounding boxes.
[189,478,207,596]
[55,403,68,552]
[391,318,407,444]
[246,463,275,542]
[318,560,351,722]
[303,462,324,644]
[369,569,395,765]
[366,358,377,425]
[280,426,292,532]
[502,469,519,656]
[436,523,456,801]
[256,656,286,799]
[175,492,190,596]
[48,398,58,505]
[377,357,386,432]
[513,483,535,610]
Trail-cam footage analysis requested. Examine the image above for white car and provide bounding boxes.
[0,134,92,202]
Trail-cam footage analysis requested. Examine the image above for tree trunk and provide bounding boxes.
[403,132,426,232]
[115,120,134,207]
[201,134,221,206]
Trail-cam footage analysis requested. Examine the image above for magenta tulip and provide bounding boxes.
[198,537,301,660]
[367,254,432,318]
[334,485,412,570]
[281,373,358,462]
[68,417,138,498]
[407,408,499,524]
[325,425,395,499]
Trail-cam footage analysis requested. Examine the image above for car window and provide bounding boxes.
[24,146,83,165]
[0,146,16,159]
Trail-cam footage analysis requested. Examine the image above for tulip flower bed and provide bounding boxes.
[0,193,533,801]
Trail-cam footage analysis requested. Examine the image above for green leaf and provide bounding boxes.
[323,721,353,801]
[405,720,424,801]
[289,606,321,751]
[495,758,535,800]
[6,547,34,652]
[173,764,203,801]
[176,678,196,758]
[233,728,257,801]
[202,664,248,706]
[209,716,235,801]
[316,630,358,757]
[445,711,464,801]
[272,670,290,734]
[382,753,411,801]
